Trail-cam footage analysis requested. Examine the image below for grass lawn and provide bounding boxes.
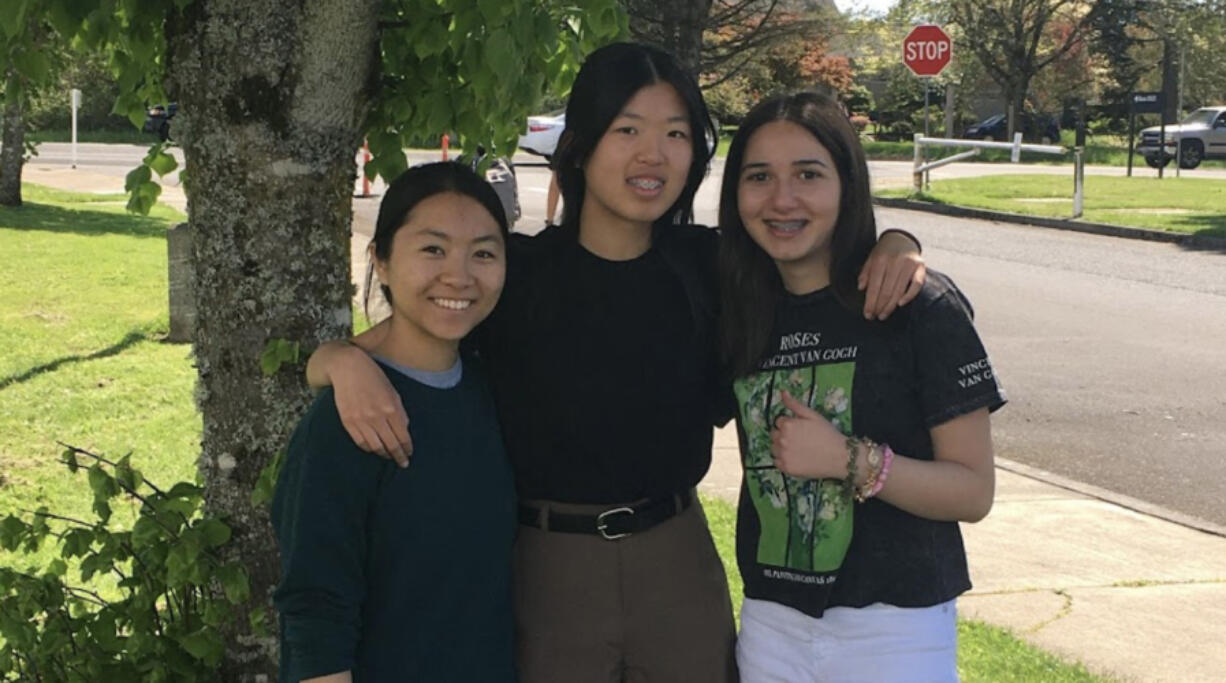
[0,184,197,574]
[876,174,1226,238]
[1,183,1105,677]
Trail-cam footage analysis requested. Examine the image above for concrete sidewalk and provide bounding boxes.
[22,164,189,212]
[700,423,1226,682]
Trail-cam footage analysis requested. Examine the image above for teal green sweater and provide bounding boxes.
[272,359,516,682]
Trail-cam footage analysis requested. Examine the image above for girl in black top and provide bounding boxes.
[307,44,925,681]
[719,92,1006,681]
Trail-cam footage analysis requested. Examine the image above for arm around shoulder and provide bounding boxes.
[303,320,413,465]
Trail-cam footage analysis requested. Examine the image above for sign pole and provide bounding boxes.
[1126,107,1135,178]
[1073,147,1084,218]
[923,78,931,189]
[1158,113,1165,180]
[70,89,81,170]
[1176,43,1185,177]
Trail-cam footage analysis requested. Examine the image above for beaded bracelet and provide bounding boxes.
[868,444,895,499]
[855,442,895,502]
[842,437,863,499]
[853,441,880,503]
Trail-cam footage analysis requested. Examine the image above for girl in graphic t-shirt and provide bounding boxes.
[718,91,1007,681]
[304,45,925,682]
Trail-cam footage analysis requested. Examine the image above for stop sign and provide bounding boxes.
[902,25,952,77]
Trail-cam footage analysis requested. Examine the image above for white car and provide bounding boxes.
[516,109,716,159]
[518,111,565,159]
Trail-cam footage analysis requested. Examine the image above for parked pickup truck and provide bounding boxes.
[1137,106,1226,169]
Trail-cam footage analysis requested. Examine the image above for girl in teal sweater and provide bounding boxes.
[272,162,516,682]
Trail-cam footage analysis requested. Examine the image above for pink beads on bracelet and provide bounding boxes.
[854,442,895,503]
[865,444,894,499]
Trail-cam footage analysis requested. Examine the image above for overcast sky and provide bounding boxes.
[834,0,898,15]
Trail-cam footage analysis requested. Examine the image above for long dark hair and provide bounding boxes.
[718,92,877,378]
[553,42,716,231]
[365,161,509,315]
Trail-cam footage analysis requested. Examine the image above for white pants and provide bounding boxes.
[736,597,959,683]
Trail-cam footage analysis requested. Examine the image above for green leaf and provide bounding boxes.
[259,338,300,376]
[178,528,202,563]
[11,49,51,84]
[132,516,162,546]
[0,0,29,39]
[476,0,499,24]
[61,528,95,558]
[47,559,68,577]
[177,627,224,664]
[167,482,203,500]
[251,448,286,506]
[426,96,453,141]
[124,165,152,193]
[115,455,137,491]
[484,30,518,85]
[217,563,249,604]
[80,552,107,582]
[197,519,230,548]
[146,149,178,177]
[93,499,112,524]
[126,180,162,215]
[249,605,270,638]
[0,515,28,551]
[88,464,118,499]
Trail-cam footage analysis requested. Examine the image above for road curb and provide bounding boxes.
[872,196,1226,251]
[995,457,1226,539]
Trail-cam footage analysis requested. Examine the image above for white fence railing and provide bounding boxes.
[911,133,1086,218]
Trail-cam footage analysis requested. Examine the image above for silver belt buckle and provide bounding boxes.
[596,506,635,540]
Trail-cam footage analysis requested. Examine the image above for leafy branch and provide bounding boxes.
[0,445,252,682]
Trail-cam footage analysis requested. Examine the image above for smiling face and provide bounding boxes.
[737,120,843,294]
[580,82,694,240]
[374,191,506,368]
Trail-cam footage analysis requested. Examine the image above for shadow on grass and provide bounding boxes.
[0,331,151,392]
[1184,220,1226,253]
[0,201,169,239]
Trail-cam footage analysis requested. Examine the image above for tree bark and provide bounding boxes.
[0,70,25,208]
[164,0,380,678]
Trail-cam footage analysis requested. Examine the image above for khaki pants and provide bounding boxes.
[514,495,738,683]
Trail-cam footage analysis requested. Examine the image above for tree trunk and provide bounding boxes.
[1006,81,1029,141]
[627,0,712,75]
[164,0,380,678]
[0,72,25,208]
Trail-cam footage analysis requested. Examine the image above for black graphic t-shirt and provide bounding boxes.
[734,270,1006,618]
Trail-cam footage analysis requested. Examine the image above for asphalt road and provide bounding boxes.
[24,142,1226,526]
[877,209,1226,527]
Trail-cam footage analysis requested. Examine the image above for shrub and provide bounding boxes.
[0,445,256,682]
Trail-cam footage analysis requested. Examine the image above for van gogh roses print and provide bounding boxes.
[734,362,855,572]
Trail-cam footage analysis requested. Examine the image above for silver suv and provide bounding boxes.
[1138,106,1226,169]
